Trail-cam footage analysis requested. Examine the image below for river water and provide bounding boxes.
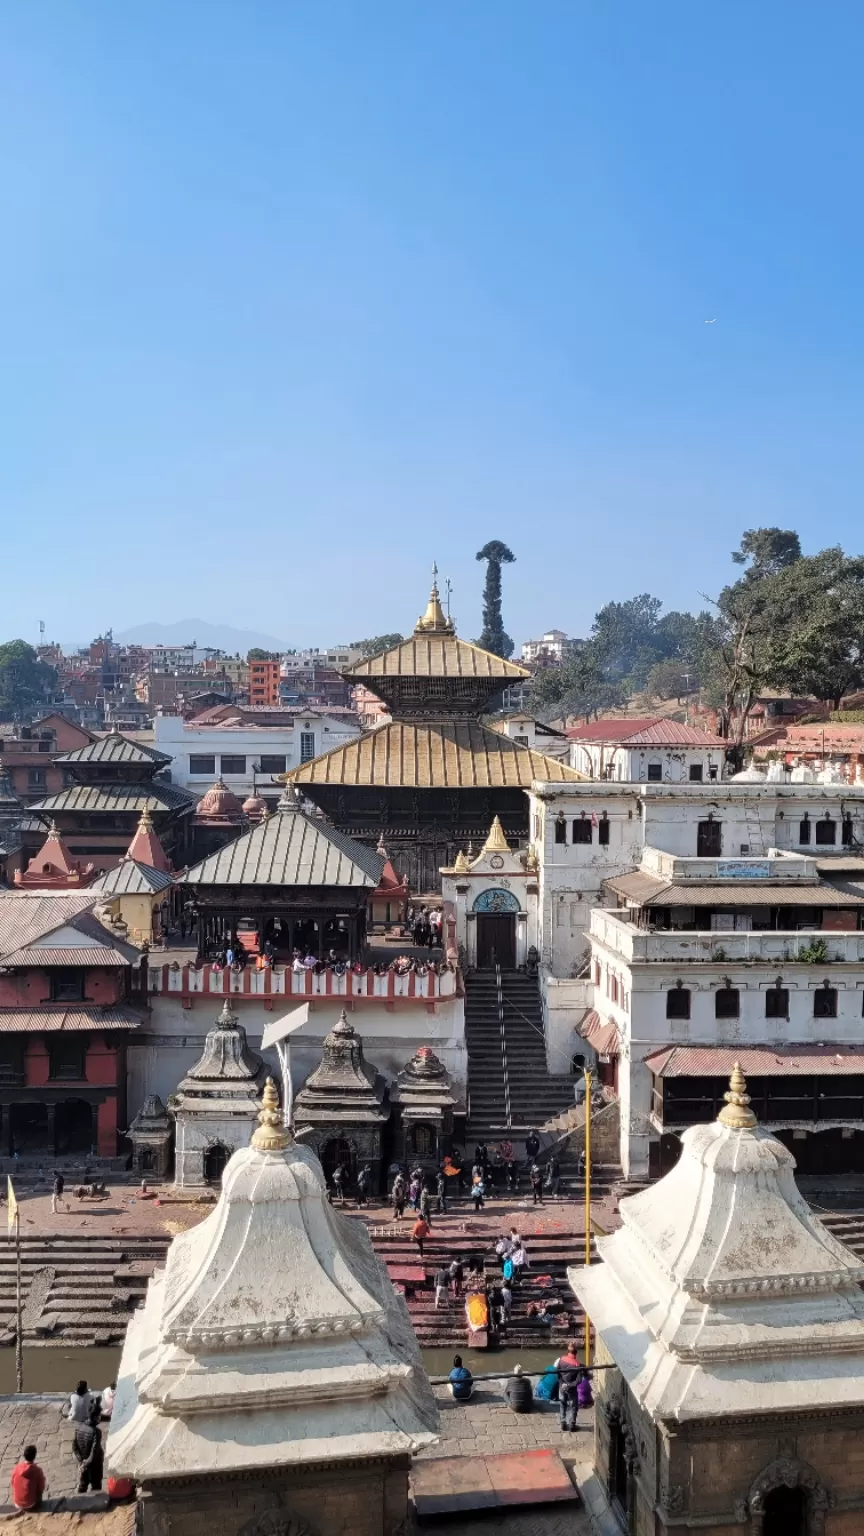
[0,1344,561,1395]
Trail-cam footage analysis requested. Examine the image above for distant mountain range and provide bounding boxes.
[113,619,290,656]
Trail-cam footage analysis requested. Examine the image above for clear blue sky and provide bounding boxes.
[3,2,864,650]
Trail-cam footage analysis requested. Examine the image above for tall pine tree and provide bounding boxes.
[475,541,515,658]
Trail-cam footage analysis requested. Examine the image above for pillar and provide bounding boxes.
[97,1097,117,1158]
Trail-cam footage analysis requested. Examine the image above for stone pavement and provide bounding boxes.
[0,1396,83,1502]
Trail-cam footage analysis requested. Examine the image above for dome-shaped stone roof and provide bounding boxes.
[241,791,268,822]
[194,777,246,824]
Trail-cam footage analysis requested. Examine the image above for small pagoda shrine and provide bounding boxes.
[128,1093,173,1180]
[191,777,247,860]
[92,809,175,945]
[389,1045,460,1169]
[172,999,267,1189]
[294,1010,389,1191]
[368,835,409,931]
[569,1065,864,1533]
[14,820,97,889]
[107,1081,438,1536]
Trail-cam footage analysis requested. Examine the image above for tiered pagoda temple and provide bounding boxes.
[290,575,583,889]
[26,730,196,871]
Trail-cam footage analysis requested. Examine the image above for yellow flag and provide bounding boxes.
[7,1178,17,1234]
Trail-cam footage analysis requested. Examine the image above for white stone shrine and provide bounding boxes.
[108,1079,439,1536]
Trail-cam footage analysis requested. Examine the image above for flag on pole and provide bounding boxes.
[7,1178,17,1234]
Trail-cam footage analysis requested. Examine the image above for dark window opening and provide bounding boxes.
[300,732,316,762]
[666,988,691,1020]
[688,763,703,781]
[258,754,286,774]
[48,1038,86,1081]
[598,817,610,846]
[189,755,216,777]
[715,987,740,1019]
[814,987,838,1018]
[572,820,593,844]
[555,817,567,844]
[815,818,836,846]
[799,816,811,844]
[50,969,85,1003]
[766,988,789,1020]
[220,755,246,776]
[646,763,663,781]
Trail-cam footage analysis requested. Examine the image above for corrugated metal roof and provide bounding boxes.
[184,804,386,888]
[567,717,725,746]
[29,782,196,814]
[56,733,171,766]
[289,719,584,788]
[94,860,174,896]
[0,1006,144,1033]
[604,873,864,907]
[646,1044,864,1077]
[0,892,101,957]
[344,636,529,681]
[2,945,138,966]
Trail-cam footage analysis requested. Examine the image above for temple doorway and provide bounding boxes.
[9,1104,50,1156]
[55,1099,93,1155]
[321,1137,355,1184]
[204,1143,230,1185]
[476,914,516,969]
[763,1485,807,1535]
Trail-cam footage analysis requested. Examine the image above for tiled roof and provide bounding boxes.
[2,945,138,966]
[344,636,529,681]
[0,1006,144,1033]
[0,892,141,965]
[56,733,171,766]
[29,783,196,814]
[604,873,864,907]
[567,717,725,746]
[646,1044,864,1077]
[578,1009,620,1056]
[753,725,864,752]
[184,802,385,888]
[289,719,584,788]
[94,860,174,896]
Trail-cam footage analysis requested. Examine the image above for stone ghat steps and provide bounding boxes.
[465,971,577,1137]
[818,1213,864,1259]
[0,1233,169,1346]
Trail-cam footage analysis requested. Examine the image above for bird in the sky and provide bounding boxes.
[704,318,717,324]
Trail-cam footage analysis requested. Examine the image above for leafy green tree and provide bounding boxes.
[475,541,516,658]
[0,641,57,716]
[761,548,864,707]
[349,633,404,658]
[644,658,697,704]
[530,643,627,723]
[731,527,802,579]
[247,648,278,660]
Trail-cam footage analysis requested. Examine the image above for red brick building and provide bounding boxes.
[0,892,146,1160]
[0,714,94,805]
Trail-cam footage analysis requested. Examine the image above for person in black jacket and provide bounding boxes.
[525,1130,541,1161]
[504,1365,533,1414]
[73,1403,104,1492]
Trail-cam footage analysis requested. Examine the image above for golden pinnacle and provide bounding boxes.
[717,1062,757,1131]
[251,1076,291,1152]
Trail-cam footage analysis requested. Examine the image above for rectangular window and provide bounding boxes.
[814,987,838,1018]
[647,763,663,781]
[258,755,286,774]
[572,820,593,844]
[555,818,567,844]
[50,969,85,1003]
[598,817,610,846]
[765,988,789,1020]
[666,988,691,1020]
[593,961,601,985]
[715,987,740,1019]
[48,1038,86,1081]
[220,755,246,776]
[688,763,703,782]
[513,734,529,746]
[815,818,837,846]
[799,817,811,844]
[300,732,316,763]
[189,755,216,777]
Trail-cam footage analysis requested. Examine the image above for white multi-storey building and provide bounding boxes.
[154,711,361,804]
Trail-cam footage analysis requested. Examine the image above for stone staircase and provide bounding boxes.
[818,1212,864,1260]
[465,970,577,1139]
[0,1234,169,1346]
[366,1219,597,1349]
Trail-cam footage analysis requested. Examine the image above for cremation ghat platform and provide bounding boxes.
[412,1449,579,1518]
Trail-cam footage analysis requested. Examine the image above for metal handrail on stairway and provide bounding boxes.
[496,963,512,1129]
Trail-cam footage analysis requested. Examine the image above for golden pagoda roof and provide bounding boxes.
[343,571,528,681]
[288,719,584,789]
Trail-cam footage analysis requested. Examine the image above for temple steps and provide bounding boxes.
[0,1233,169,1346]
[464,971,577,1139]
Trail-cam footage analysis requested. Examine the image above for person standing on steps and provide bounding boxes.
[391,1172,406,1219]
[73,1402,104,1493]
[434,1265,449,1309]
[51,1171,67,1214]
[525,1129,540,1162]
[419,1183,433,1227]
[355,1164,371,1207]
[435,1166,447,1214]
[412,1213,430,1258]
[530,1162,544,1205]
[545,1154,560,1197]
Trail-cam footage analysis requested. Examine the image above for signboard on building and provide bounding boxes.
[716,860,771,879]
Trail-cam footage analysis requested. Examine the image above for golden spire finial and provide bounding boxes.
[414,562,455,636]
[453,848,469,872]
[717,1062,757,1130]
[480,816,509,855]
[251,1076,291,1152]
[137,807,155,833]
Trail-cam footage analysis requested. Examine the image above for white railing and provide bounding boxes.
[148,961,461,1001]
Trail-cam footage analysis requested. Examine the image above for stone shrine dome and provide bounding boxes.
[241,790,268,822]
[193,777,246,825]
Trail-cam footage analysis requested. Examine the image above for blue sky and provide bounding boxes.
[2,2,864,650]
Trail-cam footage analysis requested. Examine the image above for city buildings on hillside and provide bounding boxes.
[154,708,361,804]
[289,576,583,890]
[751,721,864,781]
[0,890,147,1159]
[0,714,94,803]
[567,716,727,781]
[520,629,579,665]
[247,657,280,706]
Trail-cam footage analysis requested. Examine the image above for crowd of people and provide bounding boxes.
[406,906,444,949]
[7,1379,135,1510]
[446,1342,593,1429]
